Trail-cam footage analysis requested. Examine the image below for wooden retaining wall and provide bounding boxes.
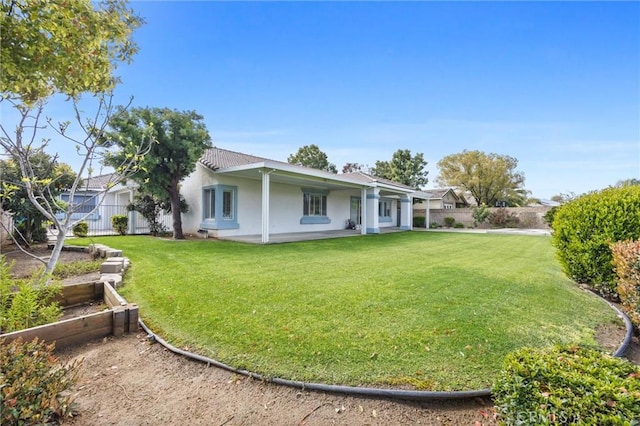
[0,281,138,350]
[1,244,137,351]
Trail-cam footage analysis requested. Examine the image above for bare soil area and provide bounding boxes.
[3,244,94,277]
[59,334,499,426]
[3,244,639,425]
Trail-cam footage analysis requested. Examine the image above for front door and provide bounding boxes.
[350,197,361,225]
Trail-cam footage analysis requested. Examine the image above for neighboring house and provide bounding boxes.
[413,188,464,213]
[57,174,153,235]
[180,147,424,243]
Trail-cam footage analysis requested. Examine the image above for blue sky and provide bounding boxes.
[6,1,640,199]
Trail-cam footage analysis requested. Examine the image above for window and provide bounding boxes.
[204,188,215,219]
[378,200,391,220]
[303,193,327,216]
[61,193,98,214]
[222,189,233,219]
[300,188,331,224]
[200,185,238,230]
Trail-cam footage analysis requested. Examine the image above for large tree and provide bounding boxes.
[1,0,142,104]
[0,0,145,275]
[436,150,525,206]
[0,152,76,244]
[371,149,428,189]
[288,144,337,173]
[105,107,212,240]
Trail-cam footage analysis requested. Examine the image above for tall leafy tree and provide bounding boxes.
[371,149,428,189]
[288,144,337,173]
[0,152,76,244]
[436,150,525,206]
[0,0,145,275]
[1,0,142,104]
[105,107,212,240]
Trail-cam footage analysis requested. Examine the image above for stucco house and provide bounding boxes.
[415,188,464,210]
[179,147,424,243]
[57,174,167,235]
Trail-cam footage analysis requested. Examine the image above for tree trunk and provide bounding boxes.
[44,227,66,277]
[169,181,184,240]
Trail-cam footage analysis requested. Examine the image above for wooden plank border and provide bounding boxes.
[1,244,139,351]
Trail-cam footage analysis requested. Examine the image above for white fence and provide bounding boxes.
[59,205,173,236]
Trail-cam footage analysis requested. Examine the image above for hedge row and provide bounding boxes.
[612,240,640,327]
[551,186,640,298]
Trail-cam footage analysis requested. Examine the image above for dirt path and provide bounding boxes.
[59,334,498,425]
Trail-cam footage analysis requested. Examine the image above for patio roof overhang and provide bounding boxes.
[215,161,415,194]
[210,160,424,242]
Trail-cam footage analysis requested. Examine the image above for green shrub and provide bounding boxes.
[493,345,640,425]
[0,256,62,333]
[111,214,128,235]
[413,216,426,228]
[611,240,640,327]
[128,194,168,236]
[454,222,464,229]
[472,204,490,226]
[0,338,80,425]
[72,221,88,237]
[429,221,440,229]
[542,206,558,227]
[15,220,47,243]
[443,217,455,227]
[552,186,640,297]
[488,208,520,228]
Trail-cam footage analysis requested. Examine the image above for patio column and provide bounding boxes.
[426,198,430,229]
[365,188,380,234]
[261,170,270,243]
[400,196,412,230]
[360,187,367,235]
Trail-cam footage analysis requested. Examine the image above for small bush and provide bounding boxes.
[111,214,128,235]
[472,204,490,226]
[611,240,640,327]
[15,220,47,243]
[72,221,88,237]
[0,338,80,424]
[429,221,440,229]
[443,217,455,227]
[0,256,62,333]
[454,222,464,229]
[493,345,640,425]
[488,208,520,228]
[413,216,426,228]
[552,186,640,297]
[542,206,558,227]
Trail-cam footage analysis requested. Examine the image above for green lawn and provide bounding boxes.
[83,232,620,391]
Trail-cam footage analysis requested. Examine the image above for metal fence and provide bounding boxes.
[79,204,173,236]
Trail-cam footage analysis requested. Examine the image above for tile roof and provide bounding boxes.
[80,173,116,190]
[201,147,416,191]
[200,147,284,170]
[427,188,453,199]
[342,171,415,190]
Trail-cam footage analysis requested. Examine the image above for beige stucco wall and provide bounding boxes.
[413,206,552,229]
